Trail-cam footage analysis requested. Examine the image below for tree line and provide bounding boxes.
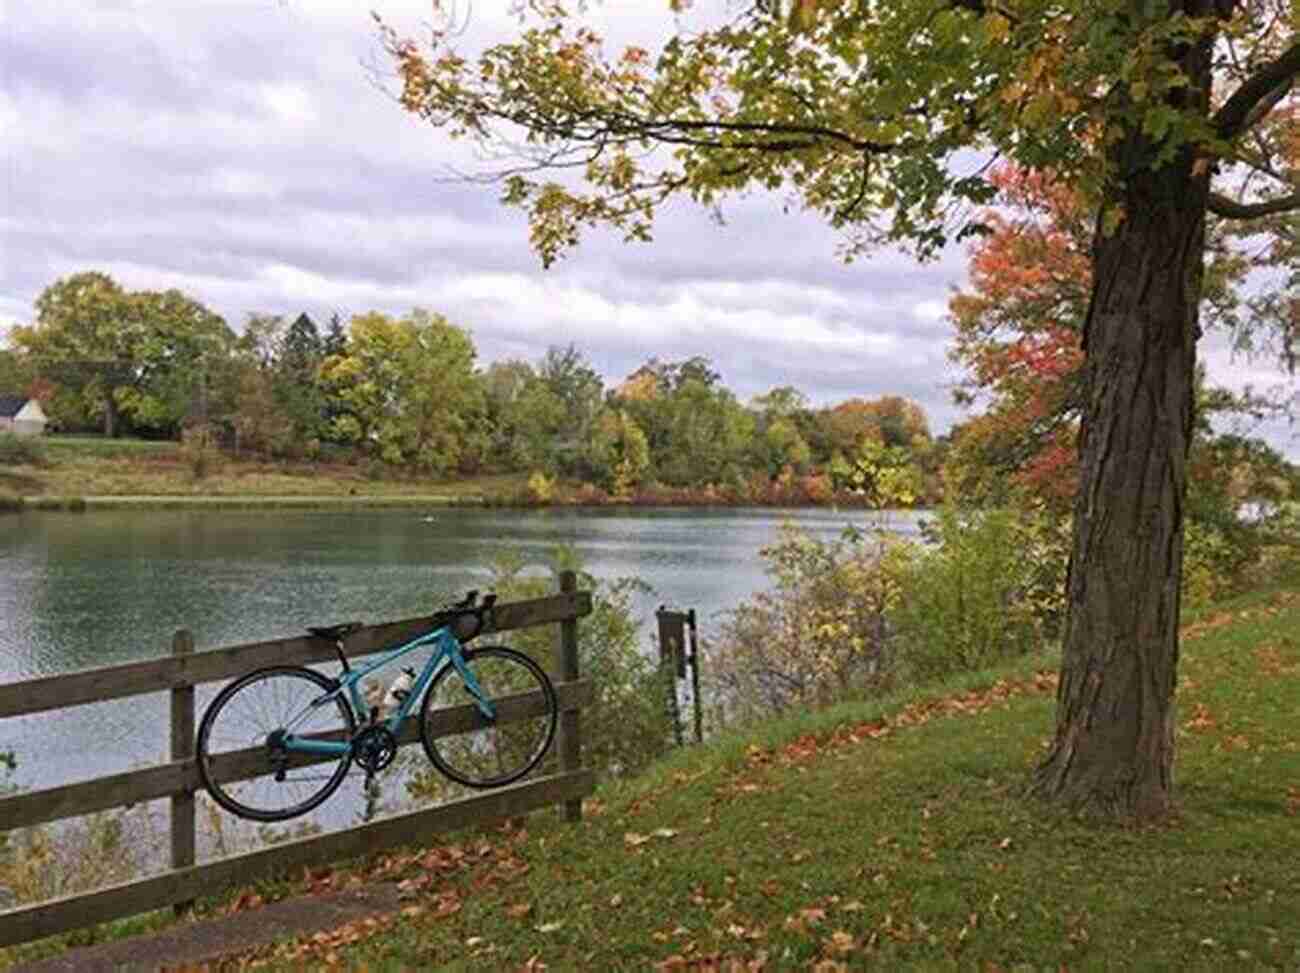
[0,270,942,500]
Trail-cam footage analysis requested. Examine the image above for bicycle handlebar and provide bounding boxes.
[432,590,497,642]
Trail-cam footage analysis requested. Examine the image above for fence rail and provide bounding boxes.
[0,576,593,950]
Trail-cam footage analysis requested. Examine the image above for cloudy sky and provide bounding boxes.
[2,0,1295,455]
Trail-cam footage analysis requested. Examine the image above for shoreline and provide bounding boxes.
[2,493,924,514]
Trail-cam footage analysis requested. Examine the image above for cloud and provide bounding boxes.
[0,1,1293,458]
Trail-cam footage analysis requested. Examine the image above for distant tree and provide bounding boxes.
[13,272,229,437]
[481,359,537,469]
[0,345,36,399]
[321,309,484,473]
[760,416,812,477]
[751,386,809,419]
[537,344,604,471]
[275,312,327,447]
[322,312,348,358]
[586,408,652,494]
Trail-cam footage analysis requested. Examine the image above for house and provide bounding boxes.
[0,396,48,437]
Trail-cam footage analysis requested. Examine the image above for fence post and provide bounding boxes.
[170,629,196,915]
[557,571,582,822]
[655,608,686,748]
[688,609,703,745]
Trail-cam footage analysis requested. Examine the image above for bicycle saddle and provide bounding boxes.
[306,621,363,642]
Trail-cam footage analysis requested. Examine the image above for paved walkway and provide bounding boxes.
[12,884,404,972]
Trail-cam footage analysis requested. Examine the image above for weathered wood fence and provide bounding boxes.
[0,572,593,948]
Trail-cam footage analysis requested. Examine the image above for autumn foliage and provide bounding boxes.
[946,165,1089,509]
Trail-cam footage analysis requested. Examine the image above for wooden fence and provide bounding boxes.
[0,572,593,948]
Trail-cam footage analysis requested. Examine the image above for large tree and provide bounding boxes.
[379,1,1299,819]
[944,162,1280,508]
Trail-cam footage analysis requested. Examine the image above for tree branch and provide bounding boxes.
[1212,39,1300,139]
[1207,191,1300,219]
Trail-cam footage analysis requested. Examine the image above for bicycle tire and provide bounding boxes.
[196,665,355,822]
[419,646,557,789]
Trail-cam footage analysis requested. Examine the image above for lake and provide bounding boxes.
[0,506,921,827]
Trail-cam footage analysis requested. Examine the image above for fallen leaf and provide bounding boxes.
[827,930,856,954]
[536,921,564,933]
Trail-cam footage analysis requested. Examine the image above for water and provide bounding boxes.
[0,506,920,829]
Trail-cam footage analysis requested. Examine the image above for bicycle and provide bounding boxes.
[195,591,558,822]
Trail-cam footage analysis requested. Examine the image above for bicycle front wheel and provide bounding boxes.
[196,665,355,822]
[420,646,557,789]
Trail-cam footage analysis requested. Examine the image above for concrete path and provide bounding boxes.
[12,884,404,972]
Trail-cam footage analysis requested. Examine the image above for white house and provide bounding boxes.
[0,396,48,437]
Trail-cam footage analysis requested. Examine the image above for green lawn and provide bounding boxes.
[230,576,1300,970]
[0,435,526,502]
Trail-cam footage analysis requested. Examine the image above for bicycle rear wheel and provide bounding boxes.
[420,646,557,789]
[196,665,355,822]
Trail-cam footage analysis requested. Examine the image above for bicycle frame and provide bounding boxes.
[280,623,493,758]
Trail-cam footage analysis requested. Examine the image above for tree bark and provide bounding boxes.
[104,392,119,439]
[1031,130,1208,820]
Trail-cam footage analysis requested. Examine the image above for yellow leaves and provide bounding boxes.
[624,827,679,848]
[825,929,857,954]
[789,0,823,33]
[983,12,1011,44]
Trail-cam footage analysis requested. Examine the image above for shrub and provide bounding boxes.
[799,473,834,504]
[526,471,556,504]
[702,521,905,729]
[179,423,223,480]
[0,432,46,467]
[890,505,1050,682]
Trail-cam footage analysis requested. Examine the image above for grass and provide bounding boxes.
[0,435,526,504]
[219,573,1297,971]
[2,575,1296,970]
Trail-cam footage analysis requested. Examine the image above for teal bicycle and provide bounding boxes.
[196,591,558,822]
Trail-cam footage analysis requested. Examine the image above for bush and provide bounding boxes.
[0,432,46,467]
[179,423,223,480]
[703,521,905,729]
[890,505,1052,682]
[526,471,556,504]
[704,505,1065,732]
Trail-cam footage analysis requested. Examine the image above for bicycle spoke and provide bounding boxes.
[197,667,355,822]
[421,647,556,790]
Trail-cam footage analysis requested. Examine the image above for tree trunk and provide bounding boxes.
[1031,131,1209,820]
[104,392,119,439]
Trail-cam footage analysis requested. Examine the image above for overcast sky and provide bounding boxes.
[2,0,1295,455]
